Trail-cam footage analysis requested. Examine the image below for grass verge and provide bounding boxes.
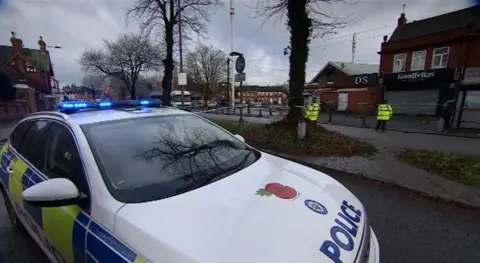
[209,118,377,157]
[397,149,480,188]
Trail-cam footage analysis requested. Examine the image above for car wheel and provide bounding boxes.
[1,187,25,233]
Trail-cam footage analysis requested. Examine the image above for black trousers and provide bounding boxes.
[443,114,452,128]
[375,120,387,131]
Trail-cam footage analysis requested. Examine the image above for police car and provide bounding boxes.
[0,99,380,263]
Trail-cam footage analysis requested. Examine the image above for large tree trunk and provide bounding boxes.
[130,84,136,99]
[285,0,311,120]
[162,25,174,106]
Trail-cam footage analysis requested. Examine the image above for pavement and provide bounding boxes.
[1,166,479,262]
[317,112,480,138]
[202,108,480,138]
[205,114,480,208]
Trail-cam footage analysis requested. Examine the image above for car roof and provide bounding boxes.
[27,107,192,126]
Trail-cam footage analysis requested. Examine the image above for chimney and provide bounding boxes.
[383,35,388,43]
[397,13,407,28]
[38,36,47,54]
[10,31,23,53]
[341,63,345,68]
[10,32,26,73]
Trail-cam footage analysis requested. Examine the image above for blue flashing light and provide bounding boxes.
[57,99,162,113]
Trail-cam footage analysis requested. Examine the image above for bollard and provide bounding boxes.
[259,108,262,117]
[247,105,251,116]
[240,106,243,116]
[269,108,273,116]
[361,110,366,126]
[328,105,333,123]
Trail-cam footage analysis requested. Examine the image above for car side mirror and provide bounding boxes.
[234,134,245,142]
[22,178,85,207]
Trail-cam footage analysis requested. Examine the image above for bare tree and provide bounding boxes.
[79,33,163,99]
[136,74,160,97]
[185,45,227,101]
[127,0,222,106]
[255,0,348,120]
[82,75,105,101]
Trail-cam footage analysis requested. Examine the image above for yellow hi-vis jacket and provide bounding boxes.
[377,104,393,120]
[305,102,320,121]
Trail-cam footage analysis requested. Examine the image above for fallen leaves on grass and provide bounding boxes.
[210,119,377,157]
[397,149,480,188]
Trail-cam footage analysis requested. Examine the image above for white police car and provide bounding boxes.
[0,99,380,263]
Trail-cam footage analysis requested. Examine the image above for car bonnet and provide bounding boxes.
[114,153,368,263]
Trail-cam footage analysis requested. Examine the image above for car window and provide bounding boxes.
[9,120,31,150]
[18,120,51,170]
[81,114,259,203]
[43,122,89,195]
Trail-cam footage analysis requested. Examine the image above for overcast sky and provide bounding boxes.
[0,0,475,87]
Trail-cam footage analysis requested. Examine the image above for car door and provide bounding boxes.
[0,120,31,190]
[5,120,64,260]
[40,121,91,263]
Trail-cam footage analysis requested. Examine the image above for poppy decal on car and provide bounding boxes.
[256,182,299,200]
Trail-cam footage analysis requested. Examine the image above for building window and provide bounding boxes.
[431,47,449,69]
[411,50,426,71]
[393,53,406,72]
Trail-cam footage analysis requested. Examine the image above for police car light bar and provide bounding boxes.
[57,99,162,113]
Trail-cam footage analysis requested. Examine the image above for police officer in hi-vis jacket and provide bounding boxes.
[375,100,394,132]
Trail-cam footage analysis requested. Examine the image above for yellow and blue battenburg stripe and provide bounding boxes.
[0,143,149,263]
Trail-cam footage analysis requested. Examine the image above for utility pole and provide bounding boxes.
[352,33,357,64]
[230,0,235,109]
[178,0,184,107]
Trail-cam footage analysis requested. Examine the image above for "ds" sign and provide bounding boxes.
[354,76,369,85]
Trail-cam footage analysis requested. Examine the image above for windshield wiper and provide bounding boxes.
[176,151,254,194]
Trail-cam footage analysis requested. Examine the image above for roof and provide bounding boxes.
[310,61,378,83]
[0,45,51,72]
[31,107,190,126]
[389,5,480,42]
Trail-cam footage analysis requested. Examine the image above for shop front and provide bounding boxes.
[383,68,456,115]
[453,67,480,129]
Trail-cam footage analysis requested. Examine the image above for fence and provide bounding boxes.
[0,101,29,123]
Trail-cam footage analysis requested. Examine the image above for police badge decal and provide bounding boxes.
[304,199,328,215]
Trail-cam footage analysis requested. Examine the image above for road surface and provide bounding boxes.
[0,167,479,263]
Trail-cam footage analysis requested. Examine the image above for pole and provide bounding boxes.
[227,58,230,104]
[240,81,244,121]
[178,0,184,107]
[230,0,235,109]
[352,33,357,64]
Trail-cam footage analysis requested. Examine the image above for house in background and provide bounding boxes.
[306,61,381,113]
[235,85,288,104]
[0,32,60,112]
[379,5,480,128]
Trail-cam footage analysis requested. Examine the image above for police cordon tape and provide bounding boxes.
[191,105,291,114]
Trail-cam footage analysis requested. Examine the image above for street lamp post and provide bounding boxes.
[229,51,245,127]
[45,45,61,94]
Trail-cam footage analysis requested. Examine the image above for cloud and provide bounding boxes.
[0,0,474,87]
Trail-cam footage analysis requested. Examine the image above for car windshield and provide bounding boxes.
[81,114,259,203]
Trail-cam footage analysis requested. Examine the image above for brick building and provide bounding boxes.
[0,32,59,110]
[379,5,480,128]
[235,85,287,104]
[306,61,381,113]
